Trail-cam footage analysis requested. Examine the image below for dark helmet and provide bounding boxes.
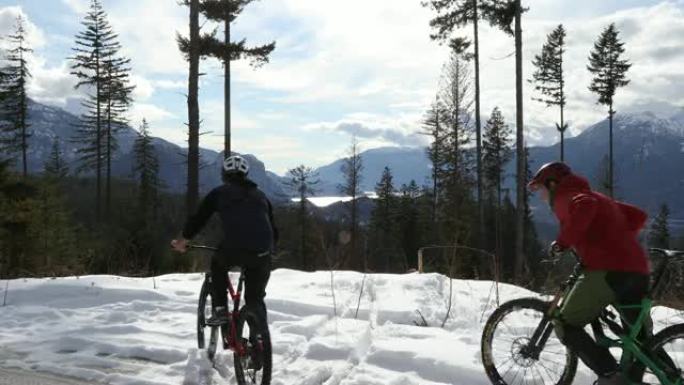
[528,162,571,191]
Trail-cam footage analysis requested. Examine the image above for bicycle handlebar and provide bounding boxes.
[187,244,218,252]
[649,248,684,259]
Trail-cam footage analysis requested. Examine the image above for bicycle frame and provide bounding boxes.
[592,299,681,385]
[528,248,684,385]
[190,245,250,357]
[222,270,248,355]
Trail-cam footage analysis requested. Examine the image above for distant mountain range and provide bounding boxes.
[15,100,288,201]
[304,110,684,225]
[12,100,684,228]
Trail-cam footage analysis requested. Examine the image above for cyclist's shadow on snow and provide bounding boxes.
[183,348,233,385]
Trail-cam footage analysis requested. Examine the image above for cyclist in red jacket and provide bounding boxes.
[529,162,652,385]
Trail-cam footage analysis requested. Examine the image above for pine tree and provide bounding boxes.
[425,0,485,251]
[285,164,319,270]
[482,107,513,276]
[44,138,69,179]
[531,24,567,160]
[438,45,474,246]
[594,154,612,196]
[133,119,161,273]
[71,0,126,222]
[338,136,363,270]
[31,177,79,274]
[422,99,448,224]
[480,0,527,279]
[650,204,670,249]
[398,180,422,270]
[194,0,275,157]
[0,16,33,177]
[133,119,161,227]
[102,49,134,218]
[0,163,36,275]
[587,23,631,198]
[369,167,398,272]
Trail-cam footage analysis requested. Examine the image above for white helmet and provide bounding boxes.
[223,155,249,176]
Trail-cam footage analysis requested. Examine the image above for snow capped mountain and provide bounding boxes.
[307,111,684,219]
[311,146,431,195]
[15,100,287,201]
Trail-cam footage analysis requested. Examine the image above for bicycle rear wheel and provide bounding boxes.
[641,324,684,385]
[481,297,578,385]
[197,277,219,362]
[234,307,272,385]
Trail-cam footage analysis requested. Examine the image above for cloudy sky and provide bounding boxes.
[0,0,683,174]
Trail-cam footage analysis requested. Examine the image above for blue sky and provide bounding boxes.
[1,0,683,174]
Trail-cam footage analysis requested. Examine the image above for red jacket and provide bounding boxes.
[552,174,650,274]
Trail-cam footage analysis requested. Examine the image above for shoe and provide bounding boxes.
[247,334,264,370]
[206,307,230,327]
[594,372,629,385]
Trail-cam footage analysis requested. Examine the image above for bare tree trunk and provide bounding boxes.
[186,0,200,214]
[609,101,614,198]
[224,17,231,158]
[473,0,484,250]
[514,0,525,281]
[95,55,102,223]
[559,50,565,162]
[300,196,307,270]
[106,101,112,221]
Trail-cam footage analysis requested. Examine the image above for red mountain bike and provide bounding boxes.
[191,245,272,385]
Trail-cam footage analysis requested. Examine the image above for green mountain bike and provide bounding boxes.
[481,248,684,385]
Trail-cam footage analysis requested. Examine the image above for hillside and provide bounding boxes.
[15,100,287,201]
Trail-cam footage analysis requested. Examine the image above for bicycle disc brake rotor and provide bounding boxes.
[511,337,536,368]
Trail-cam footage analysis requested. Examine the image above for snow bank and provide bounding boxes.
[0,270,681,385]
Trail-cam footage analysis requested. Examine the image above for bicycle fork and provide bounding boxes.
[524,292,565,360]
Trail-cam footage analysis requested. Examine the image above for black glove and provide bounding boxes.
[547,241,567,259]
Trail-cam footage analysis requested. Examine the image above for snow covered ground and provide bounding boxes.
[1,270,682,385]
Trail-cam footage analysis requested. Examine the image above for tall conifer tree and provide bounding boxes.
[650,204,670,249]
[71,0,126,222]
[195,0,275,157]
[44,138,69,179]
[480,0,527,279]
[370,167,397,272]
[531,24,567,160]
[285,164,319,270]
[588,23,631,198]
[339,136,363,270]
[1,16,32,177]
[133,119,160,226]
[482,107,513,270]
[425,0,486,250]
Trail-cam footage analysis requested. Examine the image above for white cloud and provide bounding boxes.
[0,6,45,49]
[129,103,176,125]
[8,0,684,172]
[304,111,430,148]
[61,0,88,14]
[130,74,154,101]
[152,79,186,90]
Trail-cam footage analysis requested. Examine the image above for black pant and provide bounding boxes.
[211,249,271,326]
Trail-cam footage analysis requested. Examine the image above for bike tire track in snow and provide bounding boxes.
[1,270,682,384]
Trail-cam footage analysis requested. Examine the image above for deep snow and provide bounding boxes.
[0,270,682,385]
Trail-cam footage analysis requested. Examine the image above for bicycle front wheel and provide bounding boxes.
[197,277,219,362]
[481,297,578,385]
[234,307,272,385]
[641,323,684,385]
